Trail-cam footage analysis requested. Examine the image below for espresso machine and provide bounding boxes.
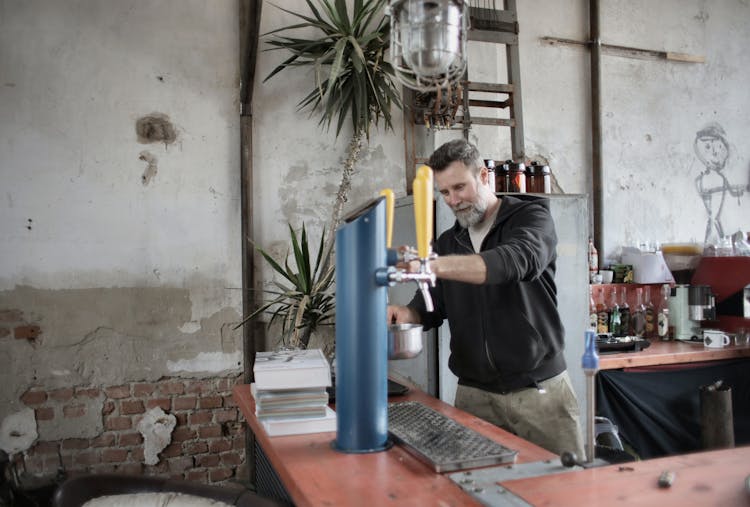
[692,255,750,334]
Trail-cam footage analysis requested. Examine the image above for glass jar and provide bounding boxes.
[508,161,526,193]
[526,163,537,193]
[497,161,510,192]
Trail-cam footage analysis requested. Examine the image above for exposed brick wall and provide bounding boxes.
[17,375,246,483]
[0,308,41,343]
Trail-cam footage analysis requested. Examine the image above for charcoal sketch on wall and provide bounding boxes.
[693,123,745,244]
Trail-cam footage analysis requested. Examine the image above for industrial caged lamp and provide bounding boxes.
[387,0,469,92]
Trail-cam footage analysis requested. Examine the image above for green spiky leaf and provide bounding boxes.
[263,0,401,140]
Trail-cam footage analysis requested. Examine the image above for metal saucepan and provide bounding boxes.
[388,323,424,360]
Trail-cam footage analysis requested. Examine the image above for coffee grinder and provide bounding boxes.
[669,285,715,341]
[663,245,716,341]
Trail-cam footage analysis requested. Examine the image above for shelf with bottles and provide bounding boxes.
[590,283,671,317]
[589,283,672,340]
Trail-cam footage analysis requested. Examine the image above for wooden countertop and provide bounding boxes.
[502,445,750,506]
[235,379,750,506]
[599,339,750,370]
[233,382,555,507]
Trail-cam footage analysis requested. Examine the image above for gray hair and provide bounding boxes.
[427,139,484,176]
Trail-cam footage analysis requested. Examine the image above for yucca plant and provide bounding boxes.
[237,223,335,350]
[263,0,402,273]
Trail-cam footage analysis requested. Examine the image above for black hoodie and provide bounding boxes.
[408,194,567,393]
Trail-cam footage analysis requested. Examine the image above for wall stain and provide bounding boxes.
[139,151,158,185]
[135,113,177,146]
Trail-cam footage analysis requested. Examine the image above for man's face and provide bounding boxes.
[435,160,493,228]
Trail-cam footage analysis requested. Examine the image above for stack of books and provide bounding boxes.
[252,348,336,436]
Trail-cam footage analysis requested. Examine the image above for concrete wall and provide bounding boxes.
[518,0,749,261]
[456,0,749,263]
[0,0,748,481]
[0,0,244,481]
[253,0,749,271]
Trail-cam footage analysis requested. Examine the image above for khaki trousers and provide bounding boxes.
[455,371,585,458]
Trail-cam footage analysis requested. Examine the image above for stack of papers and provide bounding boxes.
[252,348,336,436]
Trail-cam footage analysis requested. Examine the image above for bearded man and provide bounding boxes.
[388,138,584,458]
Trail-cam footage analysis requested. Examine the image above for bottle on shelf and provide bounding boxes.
[608,288,622,337]
[499,161,511,193]
[596,288,609,334]
[618,286,631,337]
[589,286,598,332]
[526,162,537,193]
[644,287,656,338]
[485,159,496,192]
[631,287,646,338]
[527,161,550,193]
[541,164,551,193]
[588,239,598,283]
[657,283,671,340]
[509,161,526,193]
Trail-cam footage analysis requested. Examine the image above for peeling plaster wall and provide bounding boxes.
[0,0,242,435]
[514,0,750,262]
[252,0,748,272]
[251,1,408,269]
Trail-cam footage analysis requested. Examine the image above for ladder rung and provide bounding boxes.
[468,7,517,25]
[466,82,514,94]
[453,116,516,127]
[468,29,517,45]
[467,99,510,109]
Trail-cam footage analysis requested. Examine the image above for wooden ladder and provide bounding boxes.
[402,0,525,192]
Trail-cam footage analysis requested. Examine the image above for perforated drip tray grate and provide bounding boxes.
[388,401,518,473]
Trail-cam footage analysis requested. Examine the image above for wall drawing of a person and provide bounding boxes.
[693,123,745,244]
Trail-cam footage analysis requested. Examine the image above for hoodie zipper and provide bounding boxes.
[455,228,498,373]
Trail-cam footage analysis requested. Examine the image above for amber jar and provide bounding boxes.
[508,161,526,193]
[526,163,537,193]
[497,161,509,192]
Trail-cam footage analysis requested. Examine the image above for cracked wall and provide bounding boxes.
[0,0,242,459]
[0,285,243,413]
[0,284,243,439]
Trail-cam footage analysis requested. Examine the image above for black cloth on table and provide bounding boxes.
[595,358,750,459]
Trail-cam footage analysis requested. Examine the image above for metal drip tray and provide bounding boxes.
[388,401,518,473]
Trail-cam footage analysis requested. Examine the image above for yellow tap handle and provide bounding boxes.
[413,165,434,259]
[379,188,394,248]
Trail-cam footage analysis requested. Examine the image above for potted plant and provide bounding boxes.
[263,0,402,272]
[243,0,402,352]
[237,223,335,354]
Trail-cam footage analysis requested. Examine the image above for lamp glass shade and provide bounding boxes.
[398,0,461,75]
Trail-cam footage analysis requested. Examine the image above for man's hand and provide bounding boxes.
[387,305,421,325]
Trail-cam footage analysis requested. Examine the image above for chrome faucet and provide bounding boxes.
[387,250,437,312]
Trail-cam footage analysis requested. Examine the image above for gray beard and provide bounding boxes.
[453,185,493,228]
[455,206,485,228]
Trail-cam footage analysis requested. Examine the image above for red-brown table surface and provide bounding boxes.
[233,381,555,507]
[502,445,750,506]
[234,370,750,506]
[599,338,750,370]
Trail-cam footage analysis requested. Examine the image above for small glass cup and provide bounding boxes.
[734,328,749,347]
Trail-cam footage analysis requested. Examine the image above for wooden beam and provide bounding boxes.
[541,36,705,63]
